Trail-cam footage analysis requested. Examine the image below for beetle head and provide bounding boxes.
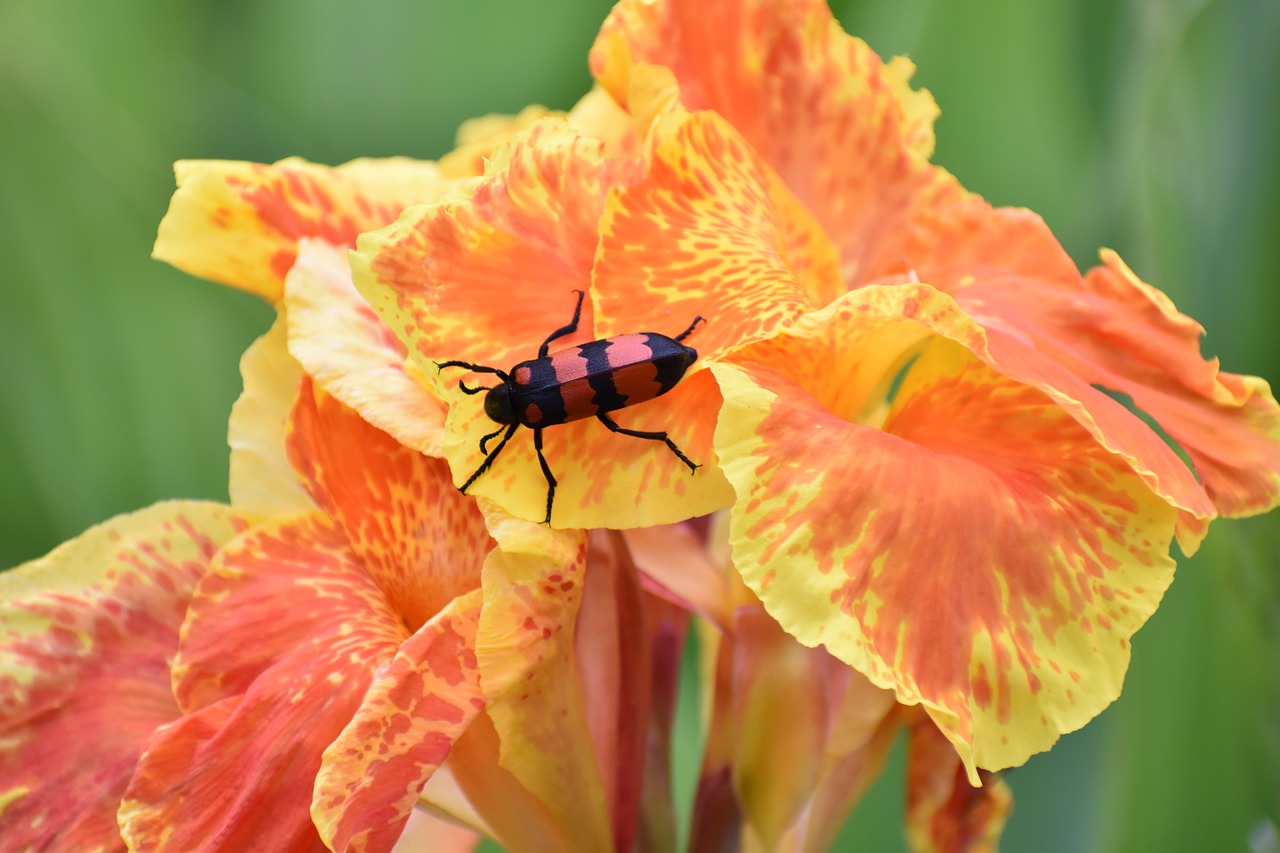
[484,383,517,424]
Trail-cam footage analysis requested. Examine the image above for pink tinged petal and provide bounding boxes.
[624,522,730,630]
[227,313,313,517]
[714,295,1185,777]
[905,715,1012,853]
[473,511,613,851]
[390,807,479,853]
[287,380,491,630]
[352,118,638,375]
[0,502,239,852]
[171,513,406,713]
[122,514,408,851]
[155,157,452,302]
[590,0,944,282]
[286,239,448,457]
[313,589,486,853]
[594,109,844,365]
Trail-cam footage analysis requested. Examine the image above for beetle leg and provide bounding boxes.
[537,289,586,358]
[533,428,557,525]
[478,423,506,454]
[673,315,706,343]
[595,412,700,473]
[460,423,520,493]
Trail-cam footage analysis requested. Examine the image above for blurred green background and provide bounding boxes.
[2,0,1276,849]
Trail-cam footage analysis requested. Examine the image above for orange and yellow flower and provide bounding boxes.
[5,0,1279,850]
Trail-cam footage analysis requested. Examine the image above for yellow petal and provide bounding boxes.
[227,313,312,517]
[155,157,451,302]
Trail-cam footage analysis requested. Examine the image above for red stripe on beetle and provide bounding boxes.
[559,376,599,420]
[525,403,544,424]
[611,360,663,406]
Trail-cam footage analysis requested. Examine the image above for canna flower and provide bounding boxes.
[353,0,1280,792]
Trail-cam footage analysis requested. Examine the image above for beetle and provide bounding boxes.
[437,289,704,524]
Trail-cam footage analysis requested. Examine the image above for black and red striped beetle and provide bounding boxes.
[437,290,704,524]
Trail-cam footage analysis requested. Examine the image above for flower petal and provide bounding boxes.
[353,119,634,373]
[155,157,451,302]
[594,108,844,362]
[286,239,447,457]
[589,0,944,280]
[227,313,312,517]
[904,715,1012,853]
[970,249,1280,520]
[474,509,612,851]
[286,378,490,631]
[0,502,239,851]
[356,117,730,528]
[713,290,1185,777]
[122,514,407,850]
[313,589,486,853]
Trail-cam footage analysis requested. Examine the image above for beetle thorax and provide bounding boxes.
[484,383,517,424]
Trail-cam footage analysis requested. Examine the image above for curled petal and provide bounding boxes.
[438,104,556,178]
[227,314,312,517]
[155,157,452,302]
[590,0,944,280]
[474,509,612,851]
[0,502,239,852]
[286,379,491,630]
[286,239,447,457]
[594,109,844,362]
[971,250,1280,520]
[313,589,485,853]
[713,290,1186,776]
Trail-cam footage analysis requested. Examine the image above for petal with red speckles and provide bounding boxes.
[0,502,239,852]
[354,118,730,528]
[122,514,407,850]
[966,250,1280,520]
[713,286,1186,777]
[473,510,612,851]
[594,109,843,361]
[905,715,1012,853]
[227,314,312,517]
[313,589,486,853]
[286,379,490,630]
[285,239,448,458]
[589,0,945,282]
[155,157,452,302]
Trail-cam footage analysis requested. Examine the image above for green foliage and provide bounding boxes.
[2,0,1276,848]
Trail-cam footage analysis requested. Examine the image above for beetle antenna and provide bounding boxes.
[458,381,492,396]
[674,315,706,343]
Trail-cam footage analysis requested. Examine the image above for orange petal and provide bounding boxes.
[352,118,637,374]
[227,313,313,517]
[473,509,612,851]
[589,0,945,281]
[904,715,1012,853]
[285,239,447,457]
[969,249,1280,520]
[313,589,486,853]
[155,157,452,302]
[123,514,407,850]
[286,378,490,630]
[594,108,844,362]
[713,290,1186,778]
[170,513,406,714]
[624,521,729,629]
[0,502,239,852]
[438,104,556,178]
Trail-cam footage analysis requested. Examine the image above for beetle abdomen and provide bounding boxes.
[510,333,696,427]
